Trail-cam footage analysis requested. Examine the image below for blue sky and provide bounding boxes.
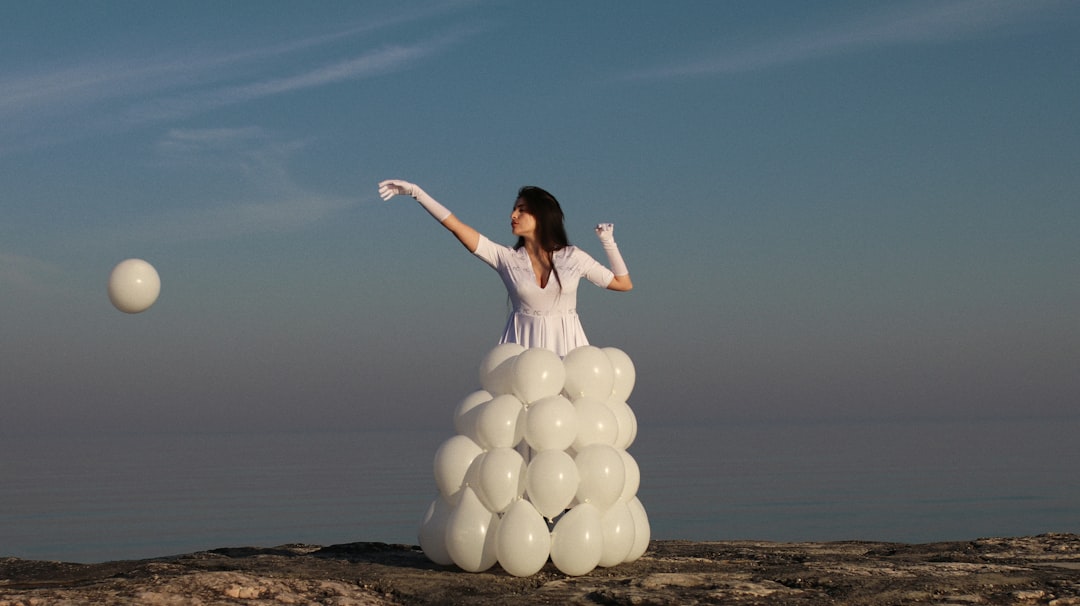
[2,0,1078,435]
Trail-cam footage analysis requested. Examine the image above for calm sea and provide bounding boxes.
[2,417,1077,563]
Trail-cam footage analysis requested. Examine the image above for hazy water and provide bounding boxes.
[2,417,1077,563]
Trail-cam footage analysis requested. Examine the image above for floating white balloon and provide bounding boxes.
[418,344,649,576]
[107,258,161,314]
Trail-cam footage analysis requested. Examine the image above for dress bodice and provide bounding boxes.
[472,234,614,356]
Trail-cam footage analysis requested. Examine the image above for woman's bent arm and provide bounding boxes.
[607,273,633,291]
[596,223,632,291]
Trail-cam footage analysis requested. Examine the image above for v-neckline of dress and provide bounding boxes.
[524,249,553,289]
[532,262,552,289]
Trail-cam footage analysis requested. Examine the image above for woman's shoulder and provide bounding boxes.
[555,245,601,269]
[474,233,514,252]
[474,234,528,268]
[557,245,594,260]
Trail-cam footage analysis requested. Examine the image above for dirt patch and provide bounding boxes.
[3,534,1079,605]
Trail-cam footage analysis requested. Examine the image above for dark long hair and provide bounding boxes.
[514,185,570,288]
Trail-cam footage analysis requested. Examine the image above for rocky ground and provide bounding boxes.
[2,534,1079,605]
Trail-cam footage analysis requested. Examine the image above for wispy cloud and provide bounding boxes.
[121,42,450,126]
[0,252,72,297]
[119,127,353,242]
[0,15,475,155]
[622,0,1071,80]
[0,128,350,299]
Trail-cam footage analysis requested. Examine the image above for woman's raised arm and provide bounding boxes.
[378,179,480,252]
[595,223,633,292]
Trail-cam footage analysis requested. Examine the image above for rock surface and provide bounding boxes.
[2,534,1079,605]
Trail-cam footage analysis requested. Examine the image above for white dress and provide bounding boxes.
[472,234,615,357]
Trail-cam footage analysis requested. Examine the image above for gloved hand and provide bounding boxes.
[595,222,615,244]
[378,179,422,201]
[377,179,451,222]
[595,223,628,276]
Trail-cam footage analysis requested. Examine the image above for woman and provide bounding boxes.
[378,179,632,357]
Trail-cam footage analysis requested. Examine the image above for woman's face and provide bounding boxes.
[511,198,536,237]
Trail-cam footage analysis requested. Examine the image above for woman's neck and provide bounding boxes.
[521,236,546,258]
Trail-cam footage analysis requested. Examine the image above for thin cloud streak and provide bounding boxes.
[622,0,1069,80]
[122,39,459,125]
[113,128,354,243]
[0,21,474,155]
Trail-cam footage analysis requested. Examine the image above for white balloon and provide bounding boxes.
[479,343,525,395]
[462,450,484,493]
[549,502,603,576]
[418,496,454,565]
[562,346,615,400]
[618,449,641,501]
[445,486,500,572]
[606,399,637,450]
[524,449,579,520]
[602,347,636,402]
[496,499,551,577]
[474,394,525,450]
[626,405,638,446]
[511,347,566,404]
[572,396,618,450]
[598,500,636,567]
[523,395,577,452]
[574,444,625,512]
[433,435,483,500]
[453,390,491,436]
[625,496,651,563]
[473,447,526,514]
[107,258,161,314]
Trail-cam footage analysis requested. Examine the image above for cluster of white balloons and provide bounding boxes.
[418,343,650,577]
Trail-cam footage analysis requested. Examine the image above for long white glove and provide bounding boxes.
[595,223,629,276]
[378,179,452,222]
